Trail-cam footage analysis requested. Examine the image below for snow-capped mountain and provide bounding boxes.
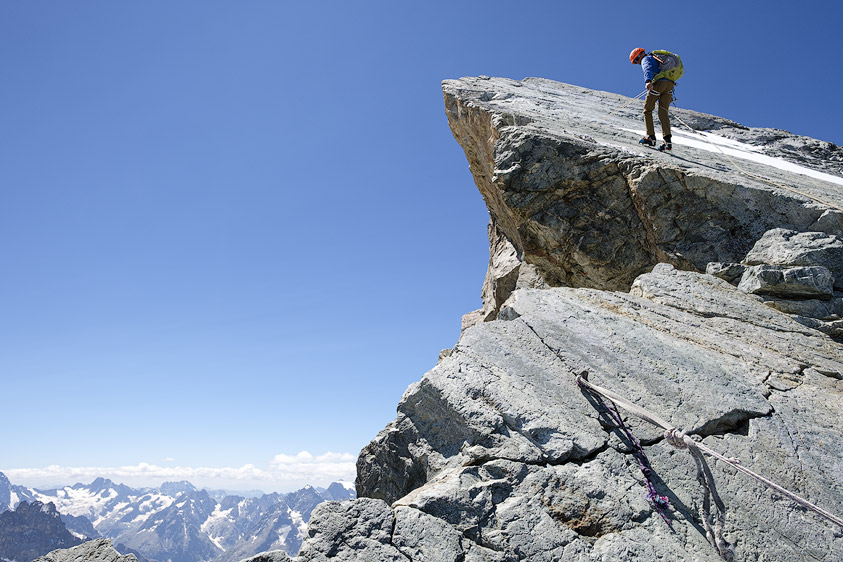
[0,471,37,514]
[0,472,355,562]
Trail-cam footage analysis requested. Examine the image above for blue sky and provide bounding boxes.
[2,1,841,493]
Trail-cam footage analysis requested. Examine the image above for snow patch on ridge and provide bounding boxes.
[623,128,843,186]
[291,509,306,541]
[33,486,118,519]
[201,504,234,532]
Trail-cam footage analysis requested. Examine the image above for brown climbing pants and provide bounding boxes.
[643,80,674,139]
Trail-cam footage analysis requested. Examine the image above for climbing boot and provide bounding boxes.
[639,135,656,147]
[658,141,672,152]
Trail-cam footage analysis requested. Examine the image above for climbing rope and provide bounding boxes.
[601,89,648,121]
[576,373,843,558]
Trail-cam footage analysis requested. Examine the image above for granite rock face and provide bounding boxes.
[288,77,843,561]
[338,267,843,561]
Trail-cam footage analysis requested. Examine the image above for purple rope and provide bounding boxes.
[580,382,672,525]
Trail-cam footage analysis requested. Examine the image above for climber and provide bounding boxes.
[629,48,684,152]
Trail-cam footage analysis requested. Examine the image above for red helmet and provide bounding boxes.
[629,48,646,64]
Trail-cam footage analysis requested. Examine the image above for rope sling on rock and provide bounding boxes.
[575,372,843,560]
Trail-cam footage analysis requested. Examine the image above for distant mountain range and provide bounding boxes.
[0,471,354,562]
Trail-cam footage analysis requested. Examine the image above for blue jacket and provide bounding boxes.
[641,54,667,83]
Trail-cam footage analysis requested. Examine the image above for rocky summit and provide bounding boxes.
[19,79,843,562]
[32,539,136,562]
[271,77,843,562]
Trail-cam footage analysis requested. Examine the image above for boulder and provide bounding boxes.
[791,316,843,341]
[737,264,835,298]
[295,499,406,561]
[238,550,293,562]
[346,265,843,561]
[706,262,747,283]
[743,228,843,289]
[760,294,843,320]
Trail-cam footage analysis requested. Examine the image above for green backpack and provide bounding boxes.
[651,50,684,82]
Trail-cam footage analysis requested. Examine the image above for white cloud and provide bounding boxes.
[2,451,356,494]
[269,451,356,481]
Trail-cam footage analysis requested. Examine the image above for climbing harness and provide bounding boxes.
[576,372,843,560]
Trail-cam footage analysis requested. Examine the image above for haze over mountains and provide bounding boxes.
[0,471,354,562]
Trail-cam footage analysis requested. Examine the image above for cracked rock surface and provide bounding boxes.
[306,265,842,561]
[288,77,843,561]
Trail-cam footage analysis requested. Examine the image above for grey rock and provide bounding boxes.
[813,209,843,232]
[792,316,843,341]
[297,78,843,561]
[342,267,842,561]
[32,539,137,562]
[462,223,521,330]
[392,506,464,561]
[743,228,843,289]
[706,262,747,283]
[737,264,835,298]
[463,223,550,331]
[295,499,406,561]
[760,294,843,320]
[443,77,842,302]
[238,551,292,562]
